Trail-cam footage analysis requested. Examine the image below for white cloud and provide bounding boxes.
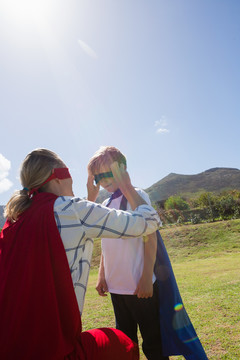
[156,128,170,134]
[155,116,170,134]
[0,178,13,194]
[78,39,97,59]
[0,154,13,194]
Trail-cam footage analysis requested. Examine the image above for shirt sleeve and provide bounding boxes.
[127,188,162,225]
[65,198,160,239]
[135,188,151,206]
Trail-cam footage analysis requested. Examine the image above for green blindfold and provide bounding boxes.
[94,171,113,184]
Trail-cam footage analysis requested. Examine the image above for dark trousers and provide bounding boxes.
[110,282,169,360]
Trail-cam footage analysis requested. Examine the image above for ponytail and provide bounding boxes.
[4,189,32,222]
[4,149,66,222]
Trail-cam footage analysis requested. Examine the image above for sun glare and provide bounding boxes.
[2,0,53,30]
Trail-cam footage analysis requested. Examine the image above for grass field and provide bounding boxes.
[82,219,240,359]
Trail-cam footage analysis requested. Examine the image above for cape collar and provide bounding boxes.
[105,188,122,207]
[105,188,128,211]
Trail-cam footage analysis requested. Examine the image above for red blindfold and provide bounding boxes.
[44,168,71,182]
[29,168,71,197]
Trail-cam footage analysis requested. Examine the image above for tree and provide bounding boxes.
[164,196,189,211]
[215,195,237,219]
[197,192,216,208]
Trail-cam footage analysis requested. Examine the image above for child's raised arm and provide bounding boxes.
[87,169,100,202]
[110,162,147,210]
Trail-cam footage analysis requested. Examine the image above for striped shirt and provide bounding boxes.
[53,196,160,314]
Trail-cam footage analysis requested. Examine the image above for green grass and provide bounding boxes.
[82,219,240,359]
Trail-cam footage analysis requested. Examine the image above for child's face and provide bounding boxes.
[94,163,119,193]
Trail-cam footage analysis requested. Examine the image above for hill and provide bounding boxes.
[145,167,240,203]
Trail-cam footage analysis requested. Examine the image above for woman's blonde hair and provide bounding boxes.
[4,149,66,222]
[88,146,127,175]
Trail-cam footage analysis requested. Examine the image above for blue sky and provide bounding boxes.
[0,0,239,205]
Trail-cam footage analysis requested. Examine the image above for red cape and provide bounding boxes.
[0,193,138,360]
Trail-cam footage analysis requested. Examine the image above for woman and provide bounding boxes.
[0,148,160,360]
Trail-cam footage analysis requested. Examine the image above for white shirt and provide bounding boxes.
[53,196,160,313]
[101,189,157,295]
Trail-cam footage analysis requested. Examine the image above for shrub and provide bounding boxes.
[215,195,237,219]
[190,214,201,224]
[197,192,217,208]
[164,196,190,211]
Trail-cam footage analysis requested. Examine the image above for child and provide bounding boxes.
[87,146,209,360]
[87,146,169,360]
[0,148,161,360]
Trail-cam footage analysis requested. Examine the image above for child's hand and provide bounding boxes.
[87,170,100,202]
[134,275,153,299]
[111,161,148,210]
[110,162,131,192]
[96,277,108,297]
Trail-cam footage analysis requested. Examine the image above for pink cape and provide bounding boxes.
[0,192,138,360]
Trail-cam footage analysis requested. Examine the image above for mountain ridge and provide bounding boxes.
[146,167,240,203]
